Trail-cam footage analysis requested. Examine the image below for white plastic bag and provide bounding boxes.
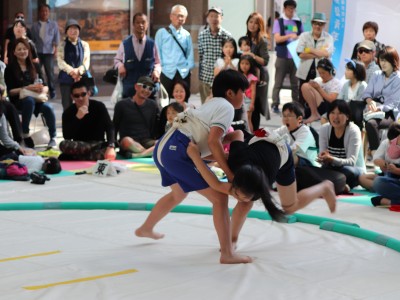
[111,76,123,105]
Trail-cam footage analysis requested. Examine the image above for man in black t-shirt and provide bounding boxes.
[59,81,116,161]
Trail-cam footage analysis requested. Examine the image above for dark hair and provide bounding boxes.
[267,11,280,28]
[10,38,36,81]
[362,21,379,34]
[39,4,51,11]
[220,37,238,59]
[42,157,62,174]
[172,80,190,103]
[212,69,249,98]
[238,36,251,48]
[167,102,184,114]
[378,45,400,72]
[133,12,147,23]
[231,164,286,222]
[246,12,268,44]
[13,20,27,30]
[317,58,336,76]
[284,0,297,8]
[345,60,366,82]
[327,100,351,125]
[282,102,304,118]
[238,54,258,77]
[387,123,400,140]
[70,80,89,94]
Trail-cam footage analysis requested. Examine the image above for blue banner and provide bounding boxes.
[329,0,346,70]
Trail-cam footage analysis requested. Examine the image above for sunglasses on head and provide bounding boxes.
[72,92,87,98]
[15,16,24,20]
[312,21,325,26]
[137,83,154,92]
[358,48,372,54]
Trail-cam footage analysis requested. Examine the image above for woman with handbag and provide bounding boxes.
[4,38,57,149]
[57,19,91,110]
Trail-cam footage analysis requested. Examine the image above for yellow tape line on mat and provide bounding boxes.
[0,250,61,263]
[23,269,138,290]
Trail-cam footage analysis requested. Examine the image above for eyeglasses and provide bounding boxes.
[312,21,325,27]
[137,83,154,92]
[358,48,372,54]
[72,92,87,98]
[172,13,186,18]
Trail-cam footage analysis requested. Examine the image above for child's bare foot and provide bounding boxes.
[220,253,253,264]
[321,180,337,213]
[304,114,321,124]
[135,227,165,240]
[231,241,238,251]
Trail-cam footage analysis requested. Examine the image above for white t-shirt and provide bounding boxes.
[214,57,239,71]
[176,97,234,158]
[314,77,342,95]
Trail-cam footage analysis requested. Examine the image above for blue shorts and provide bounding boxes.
[153,130,209,193]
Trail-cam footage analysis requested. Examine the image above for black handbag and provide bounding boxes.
[103,68,118,85]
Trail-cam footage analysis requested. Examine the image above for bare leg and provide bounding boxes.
[131,146,155,158]
[197,187,252,264]
[135,183,187,239]
[302,83,323,124]
[120,137,146,153]
[358,173,377,191]
[277,180,336,214]
[231,201,254,249]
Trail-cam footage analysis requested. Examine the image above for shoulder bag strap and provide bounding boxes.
[165,26,187,58]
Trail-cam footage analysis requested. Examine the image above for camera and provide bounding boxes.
[30,172,50,184]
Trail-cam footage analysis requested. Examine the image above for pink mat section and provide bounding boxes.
[60,160,139,171]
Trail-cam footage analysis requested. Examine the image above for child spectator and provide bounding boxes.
[214,38,239,76]
[274,102,317,166]
[238,54,258,132]
[165,102,184,132]
[335,59,368,129]
[238,36,251,55]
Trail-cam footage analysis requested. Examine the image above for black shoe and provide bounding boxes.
[371,196,383,206]
[23,137,35,148]
[50,91,56,100]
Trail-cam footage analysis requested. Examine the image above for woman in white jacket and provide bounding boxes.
[318,100,366,190]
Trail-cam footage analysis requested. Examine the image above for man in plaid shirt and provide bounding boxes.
[198,7,232,103]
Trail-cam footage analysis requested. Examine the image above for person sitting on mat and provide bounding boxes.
[359,122,400,206]
[59,80,116,161]
[113,76,160,158]
[273,101,347,194]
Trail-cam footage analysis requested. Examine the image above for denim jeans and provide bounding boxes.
[20,96,57,139]
[373,175,400,204]
[38,53,56,96]
[324,165,364,188]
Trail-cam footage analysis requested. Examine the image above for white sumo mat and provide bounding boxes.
[1,171,400,300]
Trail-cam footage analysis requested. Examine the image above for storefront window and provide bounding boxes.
[55,0,130,53]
